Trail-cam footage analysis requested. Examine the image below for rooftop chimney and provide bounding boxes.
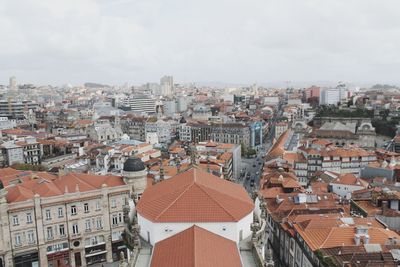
[354,234,361,246]
[364,235,370,244]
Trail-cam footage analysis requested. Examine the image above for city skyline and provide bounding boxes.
[1,0,400,85]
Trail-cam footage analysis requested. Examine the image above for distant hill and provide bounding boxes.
[371,84,399,90]
[84,82,111,88]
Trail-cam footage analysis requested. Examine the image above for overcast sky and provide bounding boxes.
[1,0,400,86]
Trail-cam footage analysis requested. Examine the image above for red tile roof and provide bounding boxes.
[331,173,369,187]
[265,130,290,161]
[150,225,242,267]
[136,168,254,222]
[1,169,125,203]
[288,214,399,251]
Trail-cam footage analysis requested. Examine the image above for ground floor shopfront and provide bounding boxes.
[14,251,39,267]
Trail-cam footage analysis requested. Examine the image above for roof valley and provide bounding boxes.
[197,184,237,221]
[154,181,197,221]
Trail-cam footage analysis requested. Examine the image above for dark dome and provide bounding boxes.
[123,157,145,172]
[179,116,187,123]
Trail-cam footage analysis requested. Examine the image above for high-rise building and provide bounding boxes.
[145,82,161,96]
[0,100,38,119]
[176,97,188,112]
[319,88,340,105]
[163,100,177,116]
[123,95,156,114]
[9,76,17,90]
[160,76,174,96]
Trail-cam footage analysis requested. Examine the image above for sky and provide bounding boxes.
[1,0,400,86]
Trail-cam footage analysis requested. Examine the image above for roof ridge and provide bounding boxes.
[199,182,252,205]
[193,226,197,267]
[154,180,195,221]
[320,227,336,248]
[58,173,95,191]
[196,183,236,221]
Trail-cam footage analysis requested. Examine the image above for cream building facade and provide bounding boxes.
[0,157,147,267]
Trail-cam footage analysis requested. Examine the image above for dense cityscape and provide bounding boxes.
[2,0,400,266]
[0,77,400,267]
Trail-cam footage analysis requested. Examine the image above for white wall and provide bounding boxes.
[330,183,365,198]
[138,211,253,245]
[390,200,399,211]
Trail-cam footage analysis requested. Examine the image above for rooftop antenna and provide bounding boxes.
[159,159,165,182]
[190,143,198,167]
[207,151,211,173]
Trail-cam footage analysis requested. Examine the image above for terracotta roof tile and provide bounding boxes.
[331,173,369,187]
[1,169,125,203]
[136,168,254,222]
[150,225,242,267]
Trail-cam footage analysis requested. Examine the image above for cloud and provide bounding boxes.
[1,0,400,85]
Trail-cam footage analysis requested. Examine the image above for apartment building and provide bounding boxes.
[194,141,242,179]
[122,95,156,114]
[180,121,261,148]
[120,116,146,142]
[1,137,41,166]
[88,122,123,142]
[297,146,377,179]
[0,160,146,267]
[0,100,38,120]
[275,122,288,139]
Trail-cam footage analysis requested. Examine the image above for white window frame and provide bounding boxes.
[85,219,91,231]
[59,224,65,236]
[27,231,35,244]
[58,207,64,218]
[96,217,102,229]
[45,209,51,220]
[72,224,79,234]
[71,205,77,216]
[84,203,89,213]
[14,234,22,246]
[12,215,19,226]
[47,227,53,240]
[26,213,33,224]
[111,199,117,208]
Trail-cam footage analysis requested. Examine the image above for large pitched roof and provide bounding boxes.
[331,173,369,187]
[291,215,400,251]
[1,169,125,203]
[150,226,242,267]
[265,130,290,161]
[136,168,254,222]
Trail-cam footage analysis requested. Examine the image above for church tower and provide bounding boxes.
[123,157,147,199]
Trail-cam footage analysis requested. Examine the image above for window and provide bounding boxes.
[85,235,105,247]
[118,213,123,223]
[14,234,22,246]
[112,215,118,226]
[85,220,91,231]
[12,215,19,226]
[47,227,53,240]
[71,205,77,216]
[27,231,35,244]
[26,213,33,224]
[46,209,51,220]
[112,231,123,241]
[95,201,101,211]
[59,225,65,236]
[47,242,68,253]
[72,224,79,234]
[96,218,102,229]
[84,203,89,213]
[58,207,63,218]
[111,199,116,208]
